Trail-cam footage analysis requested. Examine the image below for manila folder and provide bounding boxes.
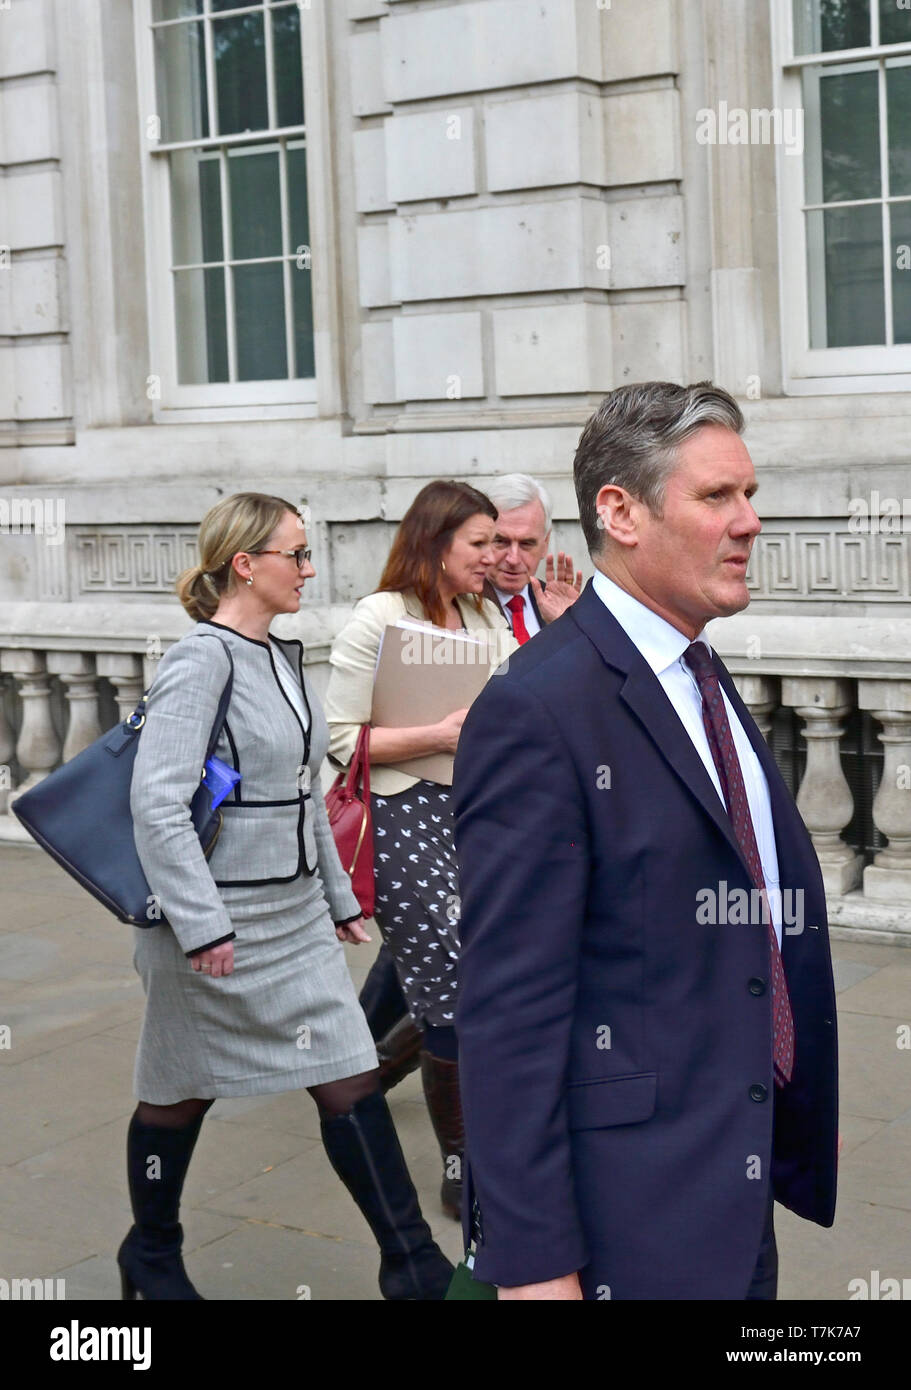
[370,625,493,786]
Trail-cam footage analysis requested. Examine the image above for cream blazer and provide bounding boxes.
[325,588,519,796]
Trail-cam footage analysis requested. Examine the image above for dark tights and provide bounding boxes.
[136,1067,381,1128]
[136,1098,214,1128]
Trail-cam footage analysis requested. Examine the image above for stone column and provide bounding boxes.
[858,680,911,903]
[780,677,862,895]
[96,653,143,722]
[0,650,61,798]
[731,673,778,741]
[46,651,101,761]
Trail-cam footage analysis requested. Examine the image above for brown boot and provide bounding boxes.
[376,1015,423,1094]
[419,1051,464,1221]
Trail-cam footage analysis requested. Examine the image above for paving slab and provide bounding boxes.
[833,959,882,994]
[0,1033,135,1164]
[3,846,911,1301]
[835,960,911,1020]
[185,1222,383,1301]
[777,1196,911,1300]
[835,1009,911,1123]
[836,1114,911,1212]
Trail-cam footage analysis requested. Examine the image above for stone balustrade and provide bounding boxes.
[714,613,911,943]
[1,618,910,943]
[0,638,333,832]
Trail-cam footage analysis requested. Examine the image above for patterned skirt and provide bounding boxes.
[371,780,459,1027]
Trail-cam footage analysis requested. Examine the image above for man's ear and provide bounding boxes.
[596,484,639,549]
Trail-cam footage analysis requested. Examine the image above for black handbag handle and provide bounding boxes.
[199,637,235,761]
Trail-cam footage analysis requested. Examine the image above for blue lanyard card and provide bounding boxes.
[202,756,241,809]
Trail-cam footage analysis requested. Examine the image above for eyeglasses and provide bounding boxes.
[251,547,312,567]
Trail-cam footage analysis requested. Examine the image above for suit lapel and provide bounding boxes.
[570,582,755,878]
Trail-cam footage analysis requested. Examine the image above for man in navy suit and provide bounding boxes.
[453,381,838,1300]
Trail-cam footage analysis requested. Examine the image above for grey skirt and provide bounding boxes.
[132,869,377,1104]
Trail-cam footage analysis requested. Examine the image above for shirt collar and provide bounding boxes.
[493,582,529,607]
[591,569,711,677]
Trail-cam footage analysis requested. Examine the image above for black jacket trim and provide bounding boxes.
[212,801,317,887]
[198,619,270,649]
[196,625,317,883]
[222,717,242,803]
[221,795,308,809]
[185,931,237,958]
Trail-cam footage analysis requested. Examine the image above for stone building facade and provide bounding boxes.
[1,0,910,935]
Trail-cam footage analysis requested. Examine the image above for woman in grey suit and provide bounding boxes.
[124,492,452,1301]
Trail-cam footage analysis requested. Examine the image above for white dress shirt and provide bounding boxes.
[492,582,542,640]
[592,569,782,945]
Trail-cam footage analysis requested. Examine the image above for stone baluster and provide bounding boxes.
[0,650,61,799]
[857,681,911,903]
[780,677,862,896]
[96,653,143,722]
[731,674,778,741]
[46,652,102,762]
[0,672,16,815]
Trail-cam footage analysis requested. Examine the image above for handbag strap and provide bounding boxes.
[123,634,234,759]
[345,722,371,801]
[196,635,235,760]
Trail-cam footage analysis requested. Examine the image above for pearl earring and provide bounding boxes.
[246,576,253,587]
[441,560,447,573]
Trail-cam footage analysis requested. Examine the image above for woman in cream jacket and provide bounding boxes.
[325,480,518,1220]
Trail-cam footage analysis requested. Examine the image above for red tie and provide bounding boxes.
[683,642,795,1088]
[506,595,531,645]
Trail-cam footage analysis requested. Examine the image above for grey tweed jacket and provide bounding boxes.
[129,620,362,956]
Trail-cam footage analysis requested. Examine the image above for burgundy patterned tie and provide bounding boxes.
[683,642,795,1087]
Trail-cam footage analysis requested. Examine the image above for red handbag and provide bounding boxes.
[325,723,375,919]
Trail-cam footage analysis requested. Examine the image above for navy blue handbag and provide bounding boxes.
[12,639,235,927]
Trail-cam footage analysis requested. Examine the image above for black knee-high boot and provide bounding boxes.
[319,1090,454,1300]
[117,1111,206,1300]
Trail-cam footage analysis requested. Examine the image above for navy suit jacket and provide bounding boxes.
[453,579,838,1299]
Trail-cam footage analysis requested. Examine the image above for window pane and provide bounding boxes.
[887,63,911,195]
[292,258,314,378]
[807,204,885,346]
[818,68,881,201]
[793,0,870,54]
[287,144,309,255]
[214,12,268,136]
[154,21,208,142]
[234,263,287,379]
[170,149,223,265]
[880,0,911,44]
[209,0,260,10]
[287,145,313,376]
[174,268,229,383]
[152,0,203,19]
[891,202,911,342]
[228,147,282,258]
[273,3,304,127]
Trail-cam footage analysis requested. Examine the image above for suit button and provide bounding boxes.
[748,977,766,996]
[749,1083,768,1103]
